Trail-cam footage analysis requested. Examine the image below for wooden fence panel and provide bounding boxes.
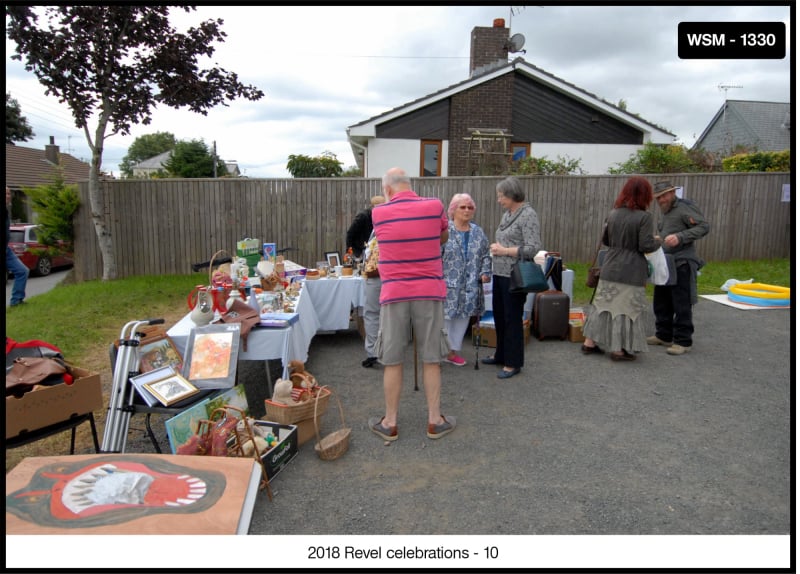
[72,173,791,281]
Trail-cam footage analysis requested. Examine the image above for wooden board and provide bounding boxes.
[6,453,261,535]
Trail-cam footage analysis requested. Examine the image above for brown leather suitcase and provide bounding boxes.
[532,290,570,340]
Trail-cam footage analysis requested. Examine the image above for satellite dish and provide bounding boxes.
[508,33,526,53]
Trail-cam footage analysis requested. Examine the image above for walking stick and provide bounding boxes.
[413,328,419,391]
[474,316,480,370]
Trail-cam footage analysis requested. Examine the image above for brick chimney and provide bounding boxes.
[45,136,60,164]
[469,18,510,77]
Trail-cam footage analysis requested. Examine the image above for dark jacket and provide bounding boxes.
[346,208,373,258]
[657,196,710,268]
[600,207,661,287]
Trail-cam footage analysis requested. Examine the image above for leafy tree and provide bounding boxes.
[608,142,702,174]
[23,168,80,246]
[120,132,176,178]
[6,6,264,280]
[6,92,34,144]
[161,139,225,178]
[341,165,363,177]
[286,151,344,178]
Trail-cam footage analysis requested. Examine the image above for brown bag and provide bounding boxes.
[6,356,68,397]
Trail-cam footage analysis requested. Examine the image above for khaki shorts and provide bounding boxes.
[376,300,449,365]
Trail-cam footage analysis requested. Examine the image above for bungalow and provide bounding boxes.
[347,18,675,177]
[692,99,791,160]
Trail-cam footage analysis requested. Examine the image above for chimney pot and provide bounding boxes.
[493,18,505,27]
[49,136,55,145]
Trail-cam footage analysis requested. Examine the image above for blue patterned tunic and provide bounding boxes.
[442,220,491,319]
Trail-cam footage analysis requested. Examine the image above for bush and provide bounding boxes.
[722,150,790,172]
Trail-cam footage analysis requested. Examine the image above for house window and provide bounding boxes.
[421,140,441,177]
[511,143,530,162]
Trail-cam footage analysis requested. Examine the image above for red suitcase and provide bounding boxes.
[532,290,570,340]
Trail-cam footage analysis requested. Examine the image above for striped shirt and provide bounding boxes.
[372,190,448,304]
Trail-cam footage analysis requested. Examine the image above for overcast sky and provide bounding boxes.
[5,4,792,178]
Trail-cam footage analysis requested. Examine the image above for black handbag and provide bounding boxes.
[509,258,549,294]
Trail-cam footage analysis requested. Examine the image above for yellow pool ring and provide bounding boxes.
[728,282,791,299]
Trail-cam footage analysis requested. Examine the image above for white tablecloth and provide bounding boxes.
[302,276,365,331]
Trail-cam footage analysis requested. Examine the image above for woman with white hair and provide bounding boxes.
[441,193,491,366]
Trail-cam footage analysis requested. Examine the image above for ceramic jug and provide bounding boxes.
[190,289,214,326]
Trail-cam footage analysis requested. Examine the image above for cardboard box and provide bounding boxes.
[295,415,323,447]
[253,421,298,480]
[6,366,103,439]
[568,322,585,343]
[472,319,530,348]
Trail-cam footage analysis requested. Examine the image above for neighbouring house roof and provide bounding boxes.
[347,56,675,165]
[133,150,172,171]
[132,151,241,176]
[5,142,92,190]
[693,100,791,153]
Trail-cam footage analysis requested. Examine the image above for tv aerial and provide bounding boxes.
[507,33,526,54]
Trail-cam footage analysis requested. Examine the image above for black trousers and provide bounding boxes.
[491,275,528,368]
[653,263,695,347]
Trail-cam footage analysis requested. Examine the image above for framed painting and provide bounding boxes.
[130,365,177,407]
[324,251,341,268]
[181,323,241,389]
[137,334,183,373]
[144,373,200,407]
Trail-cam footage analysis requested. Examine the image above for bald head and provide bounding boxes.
[381,167,411,199]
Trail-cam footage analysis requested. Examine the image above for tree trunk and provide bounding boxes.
[88,117,117,281]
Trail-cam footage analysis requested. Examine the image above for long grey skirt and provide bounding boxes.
[583,279,654,353]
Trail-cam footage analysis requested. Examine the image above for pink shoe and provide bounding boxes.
[444,354,466,366]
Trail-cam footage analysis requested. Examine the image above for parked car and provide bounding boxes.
[8,224,74,276]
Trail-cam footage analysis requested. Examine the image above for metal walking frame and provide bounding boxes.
[101,318,165,453]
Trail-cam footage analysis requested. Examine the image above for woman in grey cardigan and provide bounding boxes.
[582,176,661,361]
[483,176,542,379]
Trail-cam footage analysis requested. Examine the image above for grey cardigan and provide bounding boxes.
[600,207,661,286]
[491,202,543,277]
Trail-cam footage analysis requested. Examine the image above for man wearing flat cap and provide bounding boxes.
[647,182,710,355]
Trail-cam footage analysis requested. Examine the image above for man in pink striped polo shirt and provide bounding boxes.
[368,167,456,441]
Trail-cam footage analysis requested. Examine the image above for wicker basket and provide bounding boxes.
[313,386,350,461]
[265,386,330,425]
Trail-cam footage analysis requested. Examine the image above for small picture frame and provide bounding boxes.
[181,323,241,389]
[324,251,341,268]
[137,334,183,373]
[144,372,201,407]
[131,365,178,407]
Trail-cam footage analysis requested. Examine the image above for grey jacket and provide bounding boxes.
[491,202,542,277]
[600,207,661,287]
[657,196,710,268]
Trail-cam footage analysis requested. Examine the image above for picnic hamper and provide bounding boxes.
[265,385,330,425]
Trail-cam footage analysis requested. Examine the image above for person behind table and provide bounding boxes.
[581,176,661,361]
[346,195,385,259]
[646,181,710,356]
[360,227,383,368]
[441,193,491,367]
[6,186,29,307]
[369,167,454,440]
[482,176,542,380]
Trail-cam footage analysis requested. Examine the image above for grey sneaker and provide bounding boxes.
[427,415,456,439]
[646,336,672,346]
[368,416,398,441]
[666,344,691,355]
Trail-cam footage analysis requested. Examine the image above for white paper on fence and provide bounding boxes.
[720,278,753,291]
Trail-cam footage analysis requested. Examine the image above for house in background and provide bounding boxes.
[131,150,241,177]
[5,136,92,221]
[691,100,791,161]
[347,18,675,178]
